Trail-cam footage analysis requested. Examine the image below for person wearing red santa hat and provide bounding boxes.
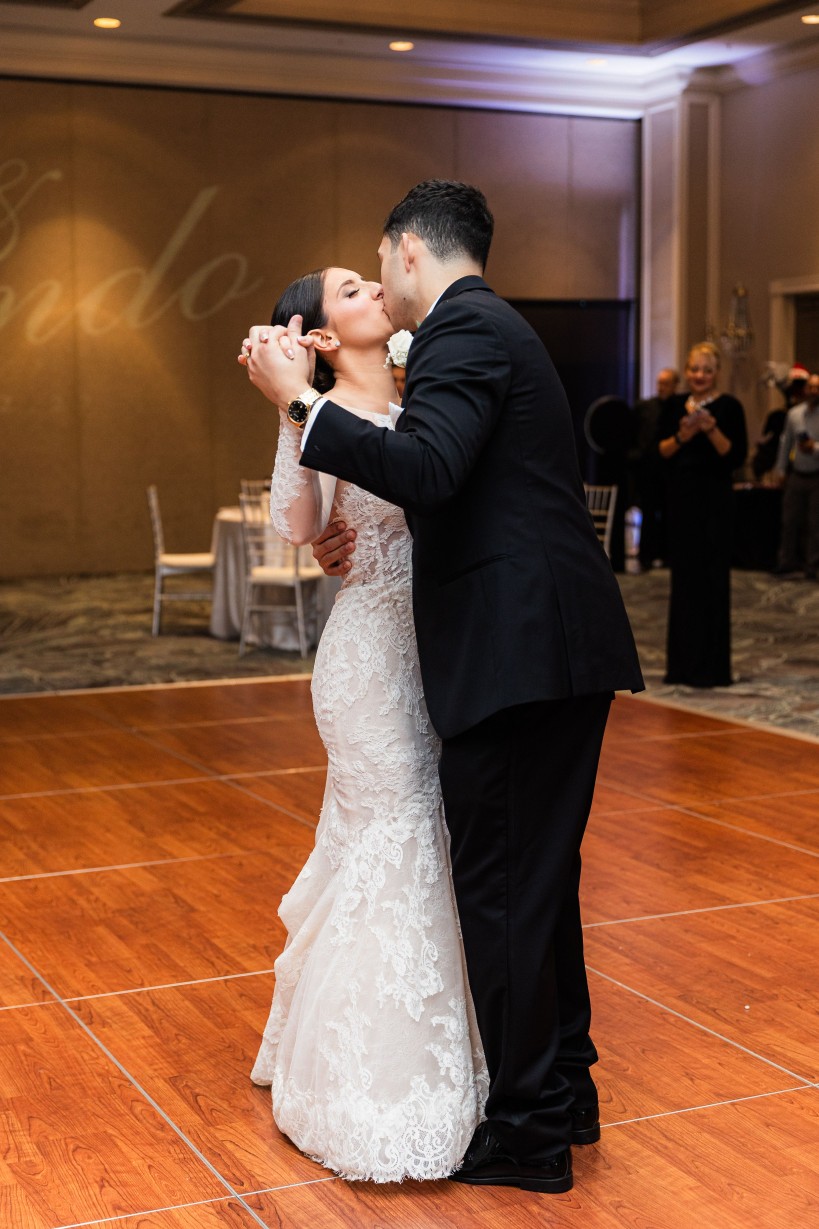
[752,363,810,481]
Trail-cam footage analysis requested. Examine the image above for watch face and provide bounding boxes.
[288,400,310,425]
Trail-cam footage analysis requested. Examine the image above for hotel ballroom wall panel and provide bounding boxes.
[720,62,819,432]
[0,80,638,576]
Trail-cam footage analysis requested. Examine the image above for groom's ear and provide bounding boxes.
[400,231,416,272]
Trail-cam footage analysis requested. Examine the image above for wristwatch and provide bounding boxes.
[286,388,321,428]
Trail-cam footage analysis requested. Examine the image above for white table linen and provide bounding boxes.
[209,506,339,649]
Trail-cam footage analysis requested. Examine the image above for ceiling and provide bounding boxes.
[1,0,818,115]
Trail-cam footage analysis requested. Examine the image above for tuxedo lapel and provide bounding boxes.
[398,276,494,434]
[409,276,493,346]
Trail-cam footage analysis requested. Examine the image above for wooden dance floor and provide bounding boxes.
[1,677,818,1228]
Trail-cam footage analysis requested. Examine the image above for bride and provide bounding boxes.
[244,267,487,1183]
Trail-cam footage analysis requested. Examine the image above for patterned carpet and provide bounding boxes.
[1,568,818,739]
[619,568,819,739]
[0,573,314,695]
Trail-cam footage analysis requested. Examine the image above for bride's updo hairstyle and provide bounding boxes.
[271,269,335,394]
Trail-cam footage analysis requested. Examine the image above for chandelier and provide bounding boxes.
[720,284,754,357]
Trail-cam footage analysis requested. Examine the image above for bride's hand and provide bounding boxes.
[276,314,317,368]
[243,317,316,407]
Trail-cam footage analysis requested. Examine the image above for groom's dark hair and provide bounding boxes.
[383,180,494,271]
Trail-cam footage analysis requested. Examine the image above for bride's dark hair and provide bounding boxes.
[270,268,335,394]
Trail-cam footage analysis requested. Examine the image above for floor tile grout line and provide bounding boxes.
[51,1177,338,1229]
[117,724,265,787]
[0,929,272,1229]
[586,965,815,1084]
[0,672,314,701]
[0,716,752,747]
[0,967,276,1014]
[687,786,819,804]
[592,802,668,815]
[594,777,819,817]
[6,881,818,1011]
[64,967,276,1005]
[0,997,54,1013]
[0,847,267,885]
[0,862,810,937]
[52,1194,250,1229]
[594,780,819,858]
[0,775,216,802]
[0,713,315,743]
[668,803,819,860]
[632,690,819,745]
[0,803,316,883]
[604,1083,814,1130]
[584,890,819,929]
[598,780,819,807]
[220,778,319,831]
[1,714,325,834]
[608,728,759,743]
[0,764,327,802]
[5,714,303,808]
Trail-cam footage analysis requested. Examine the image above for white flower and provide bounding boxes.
[385,330,413,370]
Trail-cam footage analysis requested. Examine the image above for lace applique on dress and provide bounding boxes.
[268,415,330,544]
[251,411,487,1182]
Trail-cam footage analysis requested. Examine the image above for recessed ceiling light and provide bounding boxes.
[389,41,415,52]
[586,57,608,68]
[801,14,819,23]
[93,17,122,29]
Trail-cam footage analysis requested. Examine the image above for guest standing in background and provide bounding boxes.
[629,366,679,570]
[772,371,819,580]
[657,342,747,687]
[751,363,809,482]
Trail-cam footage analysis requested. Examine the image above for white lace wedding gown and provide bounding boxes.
[250,407,487,1183]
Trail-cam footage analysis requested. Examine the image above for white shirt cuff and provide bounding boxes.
[299,397,327,451]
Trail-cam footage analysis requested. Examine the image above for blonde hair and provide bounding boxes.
[686,341,720,370]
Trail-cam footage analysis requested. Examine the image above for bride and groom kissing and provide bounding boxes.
[241,179,643,1192]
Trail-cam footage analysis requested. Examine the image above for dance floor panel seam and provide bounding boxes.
[671,803,819,859]
[604,1082,815,1128]
[584,888,819,928]
[0,764,328,803]
[587,966,815,1085]
[0,958,271,1229]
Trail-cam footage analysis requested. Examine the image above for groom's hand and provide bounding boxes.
[243,315,316,408]
[312,520,357,576]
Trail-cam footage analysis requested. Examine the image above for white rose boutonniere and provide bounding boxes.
[385,329,414,370]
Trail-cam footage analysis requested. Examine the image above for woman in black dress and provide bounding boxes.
[657,342,747,687]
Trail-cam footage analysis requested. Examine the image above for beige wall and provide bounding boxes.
[0,80,638,577]
[720,64,819,433]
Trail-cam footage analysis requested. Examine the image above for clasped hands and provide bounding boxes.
[239,315,357,577]
[238,315,316,410]
[678,409,716,442]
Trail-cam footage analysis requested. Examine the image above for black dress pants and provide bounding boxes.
[438,693,612,1160]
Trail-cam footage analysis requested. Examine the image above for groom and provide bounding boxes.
[245,180,643,1193]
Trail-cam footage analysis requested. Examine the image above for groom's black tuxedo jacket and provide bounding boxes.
[301,276,643,739]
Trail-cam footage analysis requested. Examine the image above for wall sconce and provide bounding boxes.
[721,284,754,357]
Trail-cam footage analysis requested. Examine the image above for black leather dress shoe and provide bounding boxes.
[571,1104,601,1145]
[449,1124,573,1193]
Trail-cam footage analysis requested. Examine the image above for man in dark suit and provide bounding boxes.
[245,181,643,1193]
[628,366,679,570]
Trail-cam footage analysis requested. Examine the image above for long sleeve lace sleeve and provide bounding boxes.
[269,412,337,546]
